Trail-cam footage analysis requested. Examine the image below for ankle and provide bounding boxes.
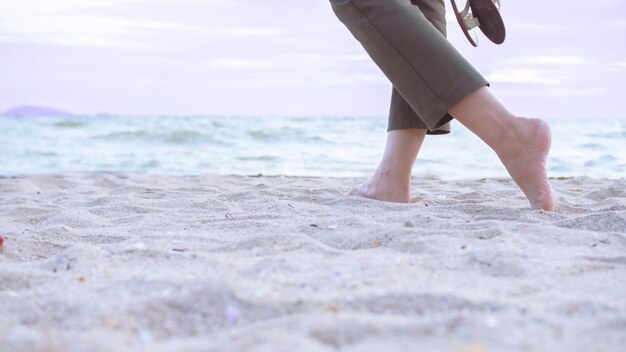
[493,127,522,160]
[487,115,537,159]
[494,118,550,162]
[374,165,411,188]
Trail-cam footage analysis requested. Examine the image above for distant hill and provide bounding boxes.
[1,105,73,117]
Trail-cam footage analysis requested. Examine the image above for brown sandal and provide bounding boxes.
[450,0,506,47]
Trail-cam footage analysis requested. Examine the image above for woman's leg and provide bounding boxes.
[450,88,557,211]
[351,0,450,203]
[350,129,426,203]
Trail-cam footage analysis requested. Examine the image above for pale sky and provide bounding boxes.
[1,0,624,118]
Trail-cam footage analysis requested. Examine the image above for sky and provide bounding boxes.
[0,0,625,118]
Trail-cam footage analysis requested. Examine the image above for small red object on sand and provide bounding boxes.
[0,234,4,249]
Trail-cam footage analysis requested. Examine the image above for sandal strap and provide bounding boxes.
[464,17,481,30]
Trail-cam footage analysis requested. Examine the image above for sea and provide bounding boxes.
[1,115,624,179]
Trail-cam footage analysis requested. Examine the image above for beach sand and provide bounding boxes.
[1,173,625,351]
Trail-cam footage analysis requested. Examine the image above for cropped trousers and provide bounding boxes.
[330,0,488,135]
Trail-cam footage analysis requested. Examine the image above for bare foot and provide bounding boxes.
[497,118,558,211]
[349,171,411,203]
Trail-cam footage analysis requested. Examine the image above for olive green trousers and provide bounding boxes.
[330,0,488,135]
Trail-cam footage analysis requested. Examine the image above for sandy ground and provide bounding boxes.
[0,173,625,352]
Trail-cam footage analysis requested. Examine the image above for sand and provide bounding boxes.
[0,173,625,351]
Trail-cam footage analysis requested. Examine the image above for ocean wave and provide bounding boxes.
[236,155,280,162]
[94,131,152,140]
[53,120,87,128]
[92,129,225,145]
[165,130,206,143]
